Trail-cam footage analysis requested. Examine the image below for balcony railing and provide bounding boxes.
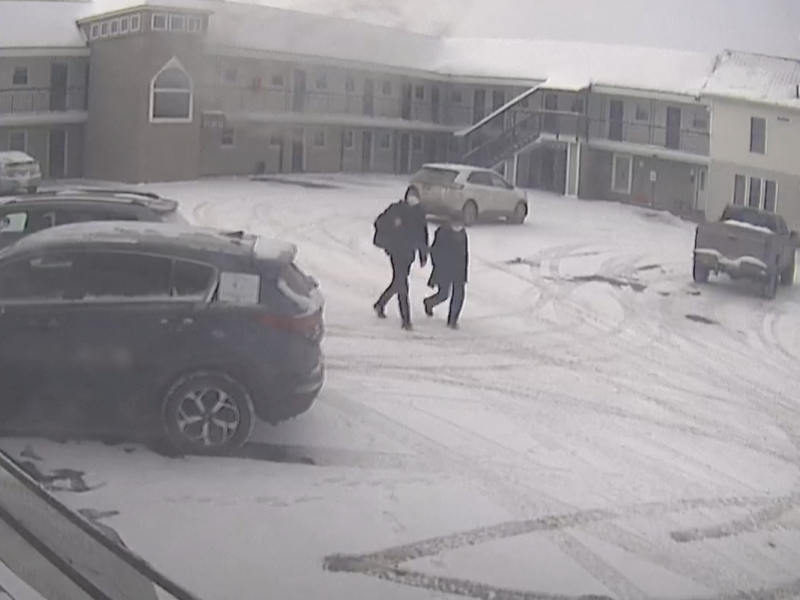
[201,86,476,127]
[0,87,88,115]
[461,111,590,168]
[589,118,709,155]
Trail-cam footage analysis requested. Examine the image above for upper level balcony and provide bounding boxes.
[0,86,88,126]
[588,117,709,156]
[202,86,475,129]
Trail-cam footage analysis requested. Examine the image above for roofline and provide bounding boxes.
[0,47,89,58]
[701,92,800,112]
[77,3,214,24]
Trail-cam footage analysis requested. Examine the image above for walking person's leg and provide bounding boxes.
[447,281,465,328]
[374,253,400,317]
[423,281,450,316]
[395,255,413,329]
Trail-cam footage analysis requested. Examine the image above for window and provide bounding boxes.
[378,132,391,149]
[0,254,74,302]
[151,13,168,30]
[693,111,709,130]
[764,180,778,213]
[271,74,284,87]
[174,260,215,297]
[187,16,202,32]
[382,81,392,95]
[414,85,424,100]
[221,127,234,147]
[130,14,141,31]
[467,171,493,186]
[69,252,172,300]
[315,74,327,90]
[733,174,746,205]
[345,76,355,93]
[170,14,186,31]
[611,154,633,194]
[90,24,100,39]
[492,90,505,112]
[110,19,120,35]
[120,17,129,34]
[312,130,325,147]
[11,67,27,86]
[750,116,766,154]
[451,90,462,103]
[223,67,237,84]
[490,173,513,190]
[519,97,529,108]
[150,58,193,122]
[8,131,26,152]
[748,176,762,208]
[343,130,354,149]
[100,21,109,37]
[635,104,649,121]
[411,134,422,151]
[571,97,584,114]
[0,212,29,234]
[269,133,282,147]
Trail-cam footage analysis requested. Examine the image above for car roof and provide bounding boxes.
[420,163,497,175]
[0,189,179,214]
[4,221,297,265]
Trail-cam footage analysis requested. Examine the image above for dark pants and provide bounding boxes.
[376,252,414,324]
[425,279,465,325]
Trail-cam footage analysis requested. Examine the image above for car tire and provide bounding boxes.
[161,370,255,456]
[509,201,527,225]
[762,271,778,300]
[780,262,795,286]
[462,200,478,227]
[692,260,709,283]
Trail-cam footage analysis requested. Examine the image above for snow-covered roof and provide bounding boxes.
[435,38,716,95]
[702,50,800,109]
[0,1,88,49]
[3,0,800,111]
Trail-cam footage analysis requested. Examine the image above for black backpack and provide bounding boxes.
[373,204,397,249]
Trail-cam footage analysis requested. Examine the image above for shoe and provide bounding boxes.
[447,321,459,330]
[401,322,414,331]
[373,302,386,319]
[423,299,433,317]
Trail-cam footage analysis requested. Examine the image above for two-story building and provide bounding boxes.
[702,51,800,229]
[2,0,800,228]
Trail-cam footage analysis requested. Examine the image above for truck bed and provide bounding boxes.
[694,220,773,274]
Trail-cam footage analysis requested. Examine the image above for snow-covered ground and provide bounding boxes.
[2,175,800,600]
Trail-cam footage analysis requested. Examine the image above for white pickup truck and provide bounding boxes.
[693,204,798,299]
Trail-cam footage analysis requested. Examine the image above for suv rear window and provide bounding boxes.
[411,167,459,186]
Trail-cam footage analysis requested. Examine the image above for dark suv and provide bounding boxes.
[0,221,325,455]
[0,188,186,249]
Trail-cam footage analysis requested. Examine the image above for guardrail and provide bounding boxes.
[0,88,87,114]
[0,450,203,600]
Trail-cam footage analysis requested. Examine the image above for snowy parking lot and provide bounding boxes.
[2,174,799,600]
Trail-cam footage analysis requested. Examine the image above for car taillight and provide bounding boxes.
[258,310,323,340]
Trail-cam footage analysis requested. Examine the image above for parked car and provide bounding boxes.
[0,188,187,249]
[0,220,325,455]
[0,151,42,195]
[404,163,528,226]
[693,204,797,299]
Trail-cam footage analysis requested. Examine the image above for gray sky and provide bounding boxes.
[449,0,800,57]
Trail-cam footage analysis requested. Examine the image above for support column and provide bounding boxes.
[508,152,520,186]
[566,142,582,197]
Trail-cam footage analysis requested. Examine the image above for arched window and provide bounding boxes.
[149,57,193,122]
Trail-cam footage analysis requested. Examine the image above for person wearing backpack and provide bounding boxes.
[423,216,469,329]
[372,195,429,330]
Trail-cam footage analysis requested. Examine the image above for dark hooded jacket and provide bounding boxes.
[373,200,429,261]
[428,224,469,285]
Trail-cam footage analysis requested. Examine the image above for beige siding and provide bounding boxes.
[709,99,800,177]
[707,161,800,229]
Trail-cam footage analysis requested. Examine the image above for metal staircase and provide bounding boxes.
[461,112,543,168]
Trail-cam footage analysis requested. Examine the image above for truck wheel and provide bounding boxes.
[763,271,778,300]
[692,260,709,283]
[780,262,795,286]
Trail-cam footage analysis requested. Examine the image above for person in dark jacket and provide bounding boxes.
[372,195,429,330]
[423,217,469,329]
